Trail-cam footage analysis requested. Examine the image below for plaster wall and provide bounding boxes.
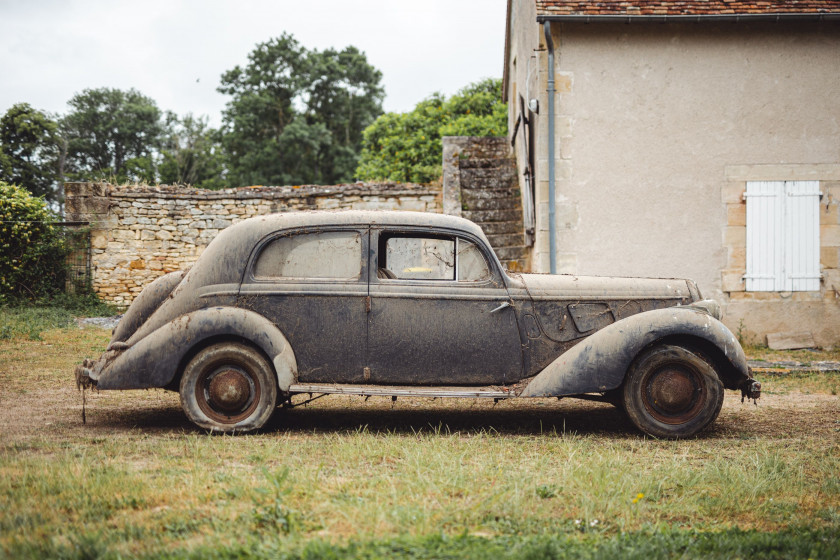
[505,0,543,247]
[517,20,840,344]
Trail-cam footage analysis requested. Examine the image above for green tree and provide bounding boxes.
[218,33,384,186]
[0,104,63,203]
[356,78,507,184]
[62,88,164,184]
[159,113,226,189]
[0,181,68,303]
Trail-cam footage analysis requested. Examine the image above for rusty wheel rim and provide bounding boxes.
[196,365,261,424]
[642,362,706,425]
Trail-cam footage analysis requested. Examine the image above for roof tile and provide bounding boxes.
[536,1,840,16]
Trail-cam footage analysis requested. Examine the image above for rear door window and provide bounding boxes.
[254,231,362,280]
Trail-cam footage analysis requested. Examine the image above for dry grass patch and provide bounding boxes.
[0,326,838,558]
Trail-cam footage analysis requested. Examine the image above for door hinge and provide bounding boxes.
[365,296,371,313]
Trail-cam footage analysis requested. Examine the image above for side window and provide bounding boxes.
[457,239,491,282]
[380,235,491,282]
[254,231,362,280]
[385,237,455,280]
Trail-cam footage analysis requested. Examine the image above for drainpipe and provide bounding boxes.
[543,20,557,274]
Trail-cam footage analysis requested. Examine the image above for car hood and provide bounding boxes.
[507,273,698,302]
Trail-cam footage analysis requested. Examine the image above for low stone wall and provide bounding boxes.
[65,182,442,306]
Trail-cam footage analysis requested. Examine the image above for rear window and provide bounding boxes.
[254,231,362,279]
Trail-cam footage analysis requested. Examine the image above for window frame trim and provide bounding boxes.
[246,226,369,285]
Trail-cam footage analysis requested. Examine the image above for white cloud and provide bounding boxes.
[0,0,506,125]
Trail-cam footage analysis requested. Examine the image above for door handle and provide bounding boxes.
[490,301,512,313]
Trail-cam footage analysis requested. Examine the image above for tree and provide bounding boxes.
[0,181,68,303]
[355,78,508,184]
[218,33,384,186]
[0,104,62,203]
[159,114,226,189]
[62,88,165,184]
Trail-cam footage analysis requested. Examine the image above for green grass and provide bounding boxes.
[755,370,840,395]
[1,426,838,557]
[0,295,116,340]
[1,324,838,558]
[3,527,839,560]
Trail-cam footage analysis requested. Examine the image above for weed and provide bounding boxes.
[252,467,300,534]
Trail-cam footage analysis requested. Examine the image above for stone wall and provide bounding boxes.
[65,182,442,306]
[442,137,530,272]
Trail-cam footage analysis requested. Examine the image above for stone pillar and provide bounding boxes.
[64,182,113,225]
[442,137,472,217]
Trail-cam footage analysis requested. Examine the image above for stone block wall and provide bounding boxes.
[65,182,442,306]
[442,137,530,272]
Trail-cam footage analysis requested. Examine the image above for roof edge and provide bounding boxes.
[536,12,840,24]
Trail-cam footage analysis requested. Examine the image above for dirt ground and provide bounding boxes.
[1,327,838,443]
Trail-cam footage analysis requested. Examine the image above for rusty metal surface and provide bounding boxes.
[520,307,750,398]
[75,210,754,423]
[84,307,297,391]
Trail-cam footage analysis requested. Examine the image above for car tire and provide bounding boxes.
[622,344,723,439]
[180,342,277,433]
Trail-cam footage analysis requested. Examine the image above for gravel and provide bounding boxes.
[76,315,122,330]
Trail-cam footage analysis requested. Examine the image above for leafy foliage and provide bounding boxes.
[356,78,507,184]
[0,181,68,303]
[218,33,384,186]
[159,114,226,189]
[0,104,63,203]
[62,88,165,184]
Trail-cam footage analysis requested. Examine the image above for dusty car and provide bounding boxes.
[75,210,760,437]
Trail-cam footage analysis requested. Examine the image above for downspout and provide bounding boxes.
[543,20,557,274]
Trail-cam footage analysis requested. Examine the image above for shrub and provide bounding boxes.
[355,78,508,184]
[0,181,69,303]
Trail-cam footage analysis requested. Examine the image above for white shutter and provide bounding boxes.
[745,180,820,292]
[785,180,821,291]
[745,181,783,291]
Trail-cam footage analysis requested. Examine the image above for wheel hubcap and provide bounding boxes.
[196,364,259,423]
[209,369,251,412]
[643,364,705,424]
[649,369,695,413]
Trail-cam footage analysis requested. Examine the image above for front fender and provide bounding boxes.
[520,307,749,397]
[87,307,298,392]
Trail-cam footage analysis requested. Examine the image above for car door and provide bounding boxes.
[366,227,523,385]
[238,227,369,383]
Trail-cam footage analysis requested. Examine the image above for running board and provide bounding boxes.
[288,383,516,399]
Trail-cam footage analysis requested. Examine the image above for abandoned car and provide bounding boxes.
[75,210,760,437]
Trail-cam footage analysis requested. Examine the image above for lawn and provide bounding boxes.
[0,318,838,559]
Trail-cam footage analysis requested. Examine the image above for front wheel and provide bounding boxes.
[180,342,277,433]
[622,344,723,439]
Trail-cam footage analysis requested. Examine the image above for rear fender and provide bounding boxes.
[520,307,749,397]
[90,307,297,391]
[111,270,187,344]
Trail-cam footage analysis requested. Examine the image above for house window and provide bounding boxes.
[744,181,820,291]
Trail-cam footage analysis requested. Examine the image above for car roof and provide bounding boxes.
[221,210,488,240]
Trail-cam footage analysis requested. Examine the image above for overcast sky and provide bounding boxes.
[0,0,507,126]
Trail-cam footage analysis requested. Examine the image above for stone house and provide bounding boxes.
[503,0,840,345]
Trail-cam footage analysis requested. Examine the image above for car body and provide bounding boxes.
[75,210,760,437]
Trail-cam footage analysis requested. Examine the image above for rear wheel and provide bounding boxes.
[622,344,723,439]
[180,342,277,433]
